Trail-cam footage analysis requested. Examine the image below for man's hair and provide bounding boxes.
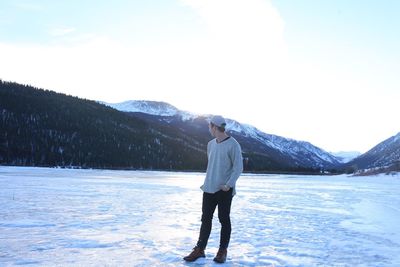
[211,122,226,133]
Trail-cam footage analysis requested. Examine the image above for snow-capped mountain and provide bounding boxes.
[104,100,197,121]
[2,75,342,172]
[110,100,342,170]
[12,80,400,173]
[331,151,361,163]
[104,100,179,116]
[348,132,400,169]
[224,120,340,167]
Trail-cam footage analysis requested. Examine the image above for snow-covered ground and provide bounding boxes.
[0,167,399,267]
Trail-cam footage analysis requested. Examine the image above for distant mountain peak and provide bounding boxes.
[331,151,361,163]
[104,100,179,116]
[103,100,199,121]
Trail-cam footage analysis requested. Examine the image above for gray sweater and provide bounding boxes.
[201,136,243,195]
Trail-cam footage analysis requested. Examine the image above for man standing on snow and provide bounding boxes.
[183,115,243,263]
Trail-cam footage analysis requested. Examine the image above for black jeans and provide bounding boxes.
[196,188,233,249]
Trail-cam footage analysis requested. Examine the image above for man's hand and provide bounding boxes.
[220,184,230,192]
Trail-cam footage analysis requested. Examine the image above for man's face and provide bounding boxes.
[209,123,216,137]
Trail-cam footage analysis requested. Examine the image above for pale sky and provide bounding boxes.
[0,0,399,153]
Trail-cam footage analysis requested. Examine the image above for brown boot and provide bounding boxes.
[213,248,227,263]
[183,246,205,262]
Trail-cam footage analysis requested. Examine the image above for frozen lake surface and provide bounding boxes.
[0,166,399,266]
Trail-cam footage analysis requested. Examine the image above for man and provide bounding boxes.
[183,115,243,263]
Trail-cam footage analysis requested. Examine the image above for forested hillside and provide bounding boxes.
[0,80,207,170]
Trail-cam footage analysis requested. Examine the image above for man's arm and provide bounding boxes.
[225,142,243,188]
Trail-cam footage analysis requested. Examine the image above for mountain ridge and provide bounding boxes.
[105,100,342,170]
[347,132,400,171]
[2,80,397,173]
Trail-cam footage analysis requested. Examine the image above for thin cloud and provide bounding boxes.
[48,27,76,37]
[13,2,43,11]
[178,1,287,85]
[1,1,397,152]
